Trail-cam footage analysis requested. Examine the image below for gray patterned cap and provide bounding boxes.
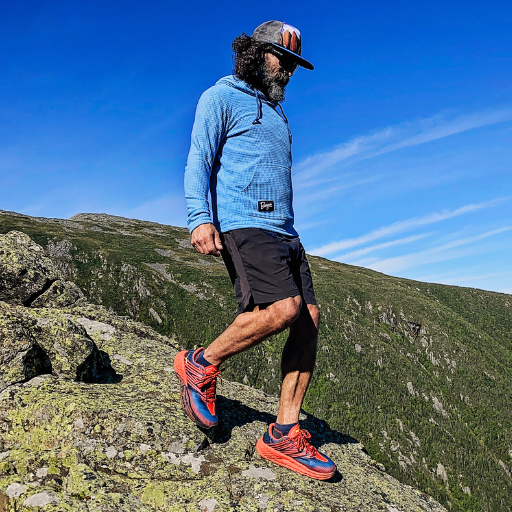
[252,20,314,70]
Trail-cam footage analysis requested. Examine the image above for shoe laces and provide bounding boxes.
[197,368,222,403]
[291,428,318,457]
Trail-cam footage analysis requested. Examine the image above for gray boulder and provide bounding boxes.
[0,302,105,388]
[0,302,51,391]
[31,279,86,308]
[0,231,61,306]
[0,231,102,385]
[33,314,103,381]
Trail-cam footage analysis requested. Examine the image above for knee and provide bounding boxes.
[270,296,302,331]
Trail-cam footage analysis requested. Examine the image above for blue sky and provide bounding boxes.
[1,1,511,293]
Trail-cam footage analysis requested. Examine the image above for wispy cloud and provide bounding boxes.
[333,233,431,262]
[430,271,512,285]
[413,270,512,293]
[293,178,380,212]
[295,107,512,185]
[310,197,511,257]
[357,227,511,273]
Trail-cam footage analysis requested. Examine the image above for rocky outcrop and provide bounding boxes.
[0,232,102,391]
[0,302,51,390]
[0,231,84,308]
[0,231,446,511]
[0,231,60,305]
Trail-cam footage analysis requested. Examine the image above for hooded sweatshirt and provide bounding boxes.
[184,75,297,236]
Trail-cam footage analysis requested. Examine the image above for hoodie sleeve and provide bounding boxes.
[184,86,228,233]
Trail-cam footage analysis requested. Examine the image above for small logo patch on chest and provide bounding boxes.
[258,200,275,212]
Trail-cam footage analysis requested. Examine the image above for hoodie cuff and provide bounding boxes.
[188,216,214,234]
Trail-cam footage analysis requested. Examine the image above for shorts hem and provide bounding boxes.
[222,228,317,313]
[251,290,301,309]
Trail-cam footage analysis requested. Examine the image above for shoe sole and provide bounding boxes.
[256,438,335,480]
[173,350,217,429]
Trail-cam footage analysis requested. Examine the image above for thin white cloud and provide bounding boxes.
[414,271,512,294]
[415,268,479,282]
[310,197,511,257]
[297,220,329,232]
[359,227,511,273]
[294,174,378,192]
[433,271,512,285]
[333,233,431,262]
[295,107,512,184]
[294,178,380,208]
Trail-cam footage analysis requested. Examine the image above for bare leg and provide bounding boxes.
[276,304,320,425]
[203,295,302,368]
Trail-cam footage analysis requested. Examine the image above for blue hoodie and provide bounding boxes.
[184,75,298,236]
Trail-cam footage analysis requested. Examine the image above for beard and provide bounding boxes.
[255,61,289,103]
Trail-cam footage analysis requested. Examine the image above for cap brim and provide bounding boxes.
[271,43,314,70]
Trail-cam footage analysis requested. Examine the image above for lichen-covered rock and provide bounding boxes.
[0,303,110,386]
[0,302,51,391]
[0,231,61,306]
[33,313,103,381]
[31,280,86,308]
[45,238,77,281]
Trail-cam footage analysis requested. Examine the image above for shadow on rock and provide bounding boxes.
[213,395,274,443]
[77,350,123,384]
[23,343,52,380]
[213,395,360,449]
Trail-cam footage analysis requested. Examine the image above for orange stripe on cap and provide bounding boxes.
[290,32,298,53]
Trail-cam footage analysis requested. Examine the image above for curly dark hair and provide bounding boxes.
[232,33,268,85]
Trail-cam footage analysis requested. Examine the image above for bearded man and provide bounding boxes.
[175,20,336,480]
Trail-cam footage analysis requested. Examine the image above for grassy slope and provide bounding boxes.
[1,211,511,512]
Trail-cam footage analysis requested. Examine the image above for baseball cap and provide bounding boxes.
[252,20,314,71]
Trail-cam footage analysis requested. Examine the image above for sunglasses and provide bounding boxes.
[268,48,298,73]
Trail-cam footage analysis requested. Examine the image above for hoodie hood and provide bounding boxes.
[217,75,266,125]
[216,75,266,99]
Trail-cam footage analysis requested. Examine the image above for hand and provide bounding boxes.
[191,223,223,256]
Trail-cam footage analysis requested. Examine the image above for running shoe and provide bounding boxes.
[256,423,336,480]
[173,347,221,429]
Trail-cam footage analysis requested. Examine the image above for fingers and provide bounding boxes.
[191,224,222,256]
[191,236,210,254]
[200,237,220,256]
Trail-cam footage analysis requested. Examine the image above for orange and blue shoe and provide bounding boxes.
[173,348,221,429]
[256,423,336,480]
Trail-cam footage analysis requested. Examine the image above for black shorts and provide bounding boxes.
[220,228,317,314]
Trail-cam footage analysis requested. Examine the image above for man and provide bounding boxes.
[175,20,336,480]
